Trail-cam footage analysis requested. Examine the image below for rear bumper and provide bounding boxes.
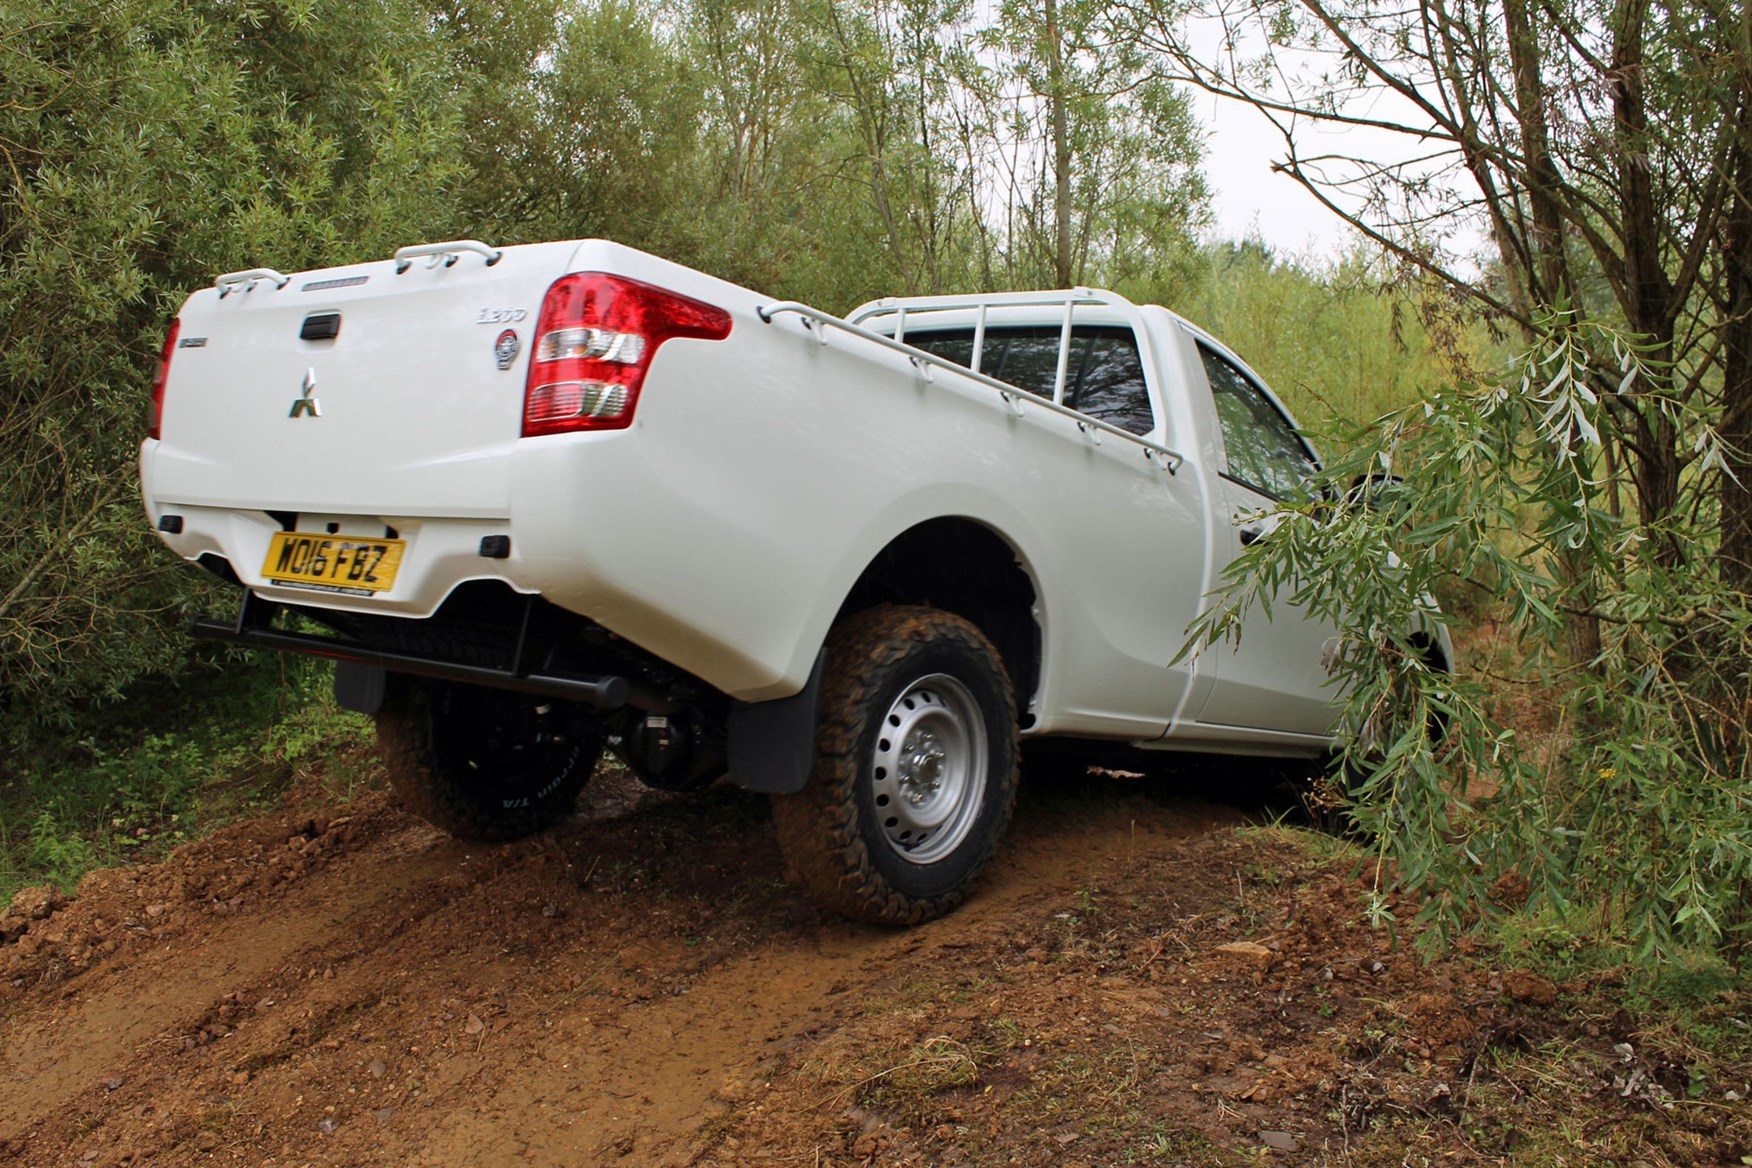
[189,590,631,708]
[142,422,822,702]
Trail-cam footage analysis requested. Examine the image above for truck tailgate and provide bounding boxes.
[149,240,583,518]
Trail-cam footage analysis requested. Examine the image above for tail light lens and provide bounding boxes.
[523,273,732,437]
[148,318,180,441]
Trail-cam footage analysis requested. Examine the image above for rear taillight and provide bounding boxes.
[148,318,180,441]
[522,273,731,437]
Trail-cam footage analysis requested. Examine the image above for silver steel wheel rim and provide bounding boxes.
[869,673,987,864]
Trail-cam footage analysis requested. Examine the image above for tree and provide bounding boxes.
[1137,0,1752,962]
[984,0,1210,288]
[0,0,485,716]
[1119,0,1748,589]
[482,0,708,252]
[806,0,978,293]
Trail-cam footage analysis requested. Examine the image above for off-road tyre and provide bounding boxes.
[376,678,604,841]
[1308,653,1451,838]
[771,605,1019,925]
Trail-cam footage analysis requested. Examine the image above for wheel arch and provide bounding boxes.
[833,516,1043,730]
[727,510,1046,797]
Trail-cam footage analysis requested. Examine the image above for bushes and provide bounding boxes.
[1193,316,1752,968]
[0,0,480,717]
[0,654,371,904]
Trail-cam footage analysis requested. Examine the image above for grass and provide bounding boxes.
[0,654,372,907]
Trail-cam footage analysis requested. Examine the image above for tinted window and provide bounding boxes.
[907,325,1156,435]
[1200,346,1317,498]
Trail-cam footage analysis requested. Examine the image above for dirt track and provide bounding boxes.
[3,764,1745,1166]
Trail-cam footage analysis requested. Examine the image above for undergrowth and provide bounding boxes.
[1193,317,1752,974]
[0,654,371,905]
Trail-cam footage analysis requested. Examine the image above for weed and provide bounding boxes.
[1130,1124,1224,1164]
[879,1036,981,1095]
[1073,884,1101,919]
[1236,817,1361,865]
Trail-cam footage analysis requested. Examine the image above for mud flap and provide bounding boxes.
[726,650,824,794]
[334,661,388,716]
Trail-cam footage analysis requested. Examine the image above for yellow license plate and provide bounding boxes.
[262,532,404,595]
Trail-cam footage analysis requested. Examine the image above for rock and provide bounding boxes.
[1216,941,1276,967]
[1502,969,1558,1006]
[193,1131,220,1152]
[74,869,116,899]
[8,886,62,922]
[1406,991,1477,1046]
[851,1132,890,1158]
[1260,1130,1299,1152]
[368,1060,387,1078]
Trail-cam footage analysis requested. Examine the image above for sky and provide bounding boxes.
[1196,91,1360,259]
[1183,31,1490,268]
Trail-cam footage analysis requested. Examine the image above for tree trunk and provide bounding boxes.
[1609,0,1683,560]
[1500,0,1571,311]
[1718,127,1752,597]
[1503,0,1603,663]
[1042,0,1073,287]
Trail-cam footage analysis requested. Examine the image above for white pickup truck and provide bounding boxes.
[141,237,1448,923]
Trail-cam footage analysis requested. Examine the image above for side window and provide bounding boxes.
[906,325,1156,435]
[1199,346,1316,499]
[979,327,1061,400]
[1064,329,1155,435]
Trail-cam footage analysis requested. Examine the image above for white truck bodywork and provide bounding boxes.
[141,237,1436,921]
[144,238,1344,749]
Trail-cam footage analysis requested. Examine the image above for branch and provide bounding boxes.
[1270,155,1530,326]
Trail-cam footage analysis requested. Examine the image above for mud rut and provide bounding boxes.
[1,769,1242,1167]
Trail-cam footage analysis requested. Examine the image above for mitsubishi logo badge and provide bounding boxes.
[290,367,322,418]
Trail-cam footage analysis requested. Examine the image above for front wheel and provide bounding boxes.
[771,606,1018,925]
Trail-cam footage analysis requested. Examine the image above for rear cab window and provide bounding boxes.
[905,324,1157,437]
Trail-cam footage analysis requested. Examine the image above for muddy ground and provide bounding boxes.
[3,759,1747,1167]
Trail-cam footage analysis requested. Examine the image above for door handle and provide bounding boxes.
[1239,525,1264,546]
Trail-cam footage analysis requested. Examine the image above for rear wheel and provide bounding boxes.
[376,679,604,841]
[771,605,1018,925]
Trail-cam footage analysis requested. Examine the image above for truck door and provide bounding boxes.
[1191,344,1340,736]
[903,319,1204,737]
